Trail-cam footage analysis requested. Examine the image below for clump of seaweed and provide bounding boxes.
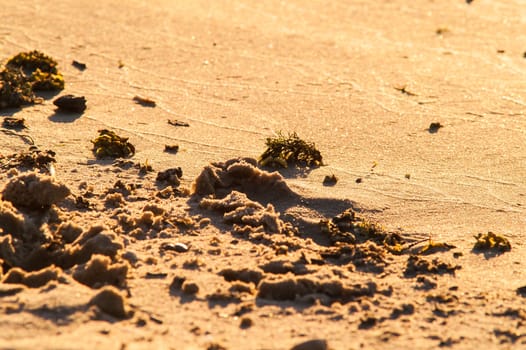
[258,131,323,168]
[91,129,135,159]
[0,147,56,172]
[2,117,27,130]
[320,208,404,252]
[6,50,64,91]
[0,50,64,109]
[473,232,511,253]
[0,68,35,108]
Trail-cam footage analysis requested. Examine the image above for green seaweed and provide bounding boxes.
[91,129,136,159]
[259,131,323,168]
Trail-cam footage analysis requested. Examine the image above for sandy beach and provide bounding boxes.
[1,1,526,349]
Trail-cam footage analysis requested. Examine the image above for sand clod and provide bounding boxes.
[193,157,294,200]
[89,286,131,319]
[2,172,70,210]
[2,265,61,288]
[200,191,288,234]
[73,254,128,289]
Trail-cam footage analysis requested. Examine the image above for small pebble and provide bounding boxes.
[240,317,253,329]
[161,242,189,253]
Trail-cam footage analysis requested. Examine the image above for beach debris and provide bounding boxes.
[355,177,363,183]
[156,167,183,187]
[418,238,456,255]
[53,94,87,113]
[322,174,338,186]
[168,119,190,127]
[404,255,461,277]
[0,66,36,108]
[0,147,56,172]
[290,339,328,350]
[72,60,86,71]
[473,232,511,252]
[2,116,27,130]
[405,173,411,179]
[516,286,526,297]
[138,159,153,175]
[2,172,70,210]
[89,286,131,319]
[161,242,189,253]
[6,50,64,91]
[91,129,135,159]
[258,131,323,168]
[133,95,156,107]
[0,50,65,109]
[240,317,253,329]
[164,144,179,154]
[320,208,404,251]
[394,85,417,96]
[428,122,443,133]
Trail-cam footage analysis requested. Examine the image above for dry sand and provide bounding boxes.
[1,0,526,349]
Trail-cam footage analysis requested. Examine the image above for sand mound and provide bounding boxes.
[200,191,289,234]
[89,286,131,319]
[0,199,28,235]
[193,157,294,201]
[257,277,378,305]
[1,172,70,209]
[73,254,128,288]
[2,265,61,288]
[0,209,124,276]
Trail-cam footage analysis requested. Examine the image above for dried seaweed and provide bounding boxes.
[91,129,135,159]
[133,95,156,107]
[258,131,323,168]
[320,208,404,252]
[6,50,64,91]
[0,50,64,109]
[2,117,27,130]
[0,147,56,172]
[0,68,35,108]
[473,232,511,252]
[168,119,189,127]
[404,255,461,277]
[418,239,456,255]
